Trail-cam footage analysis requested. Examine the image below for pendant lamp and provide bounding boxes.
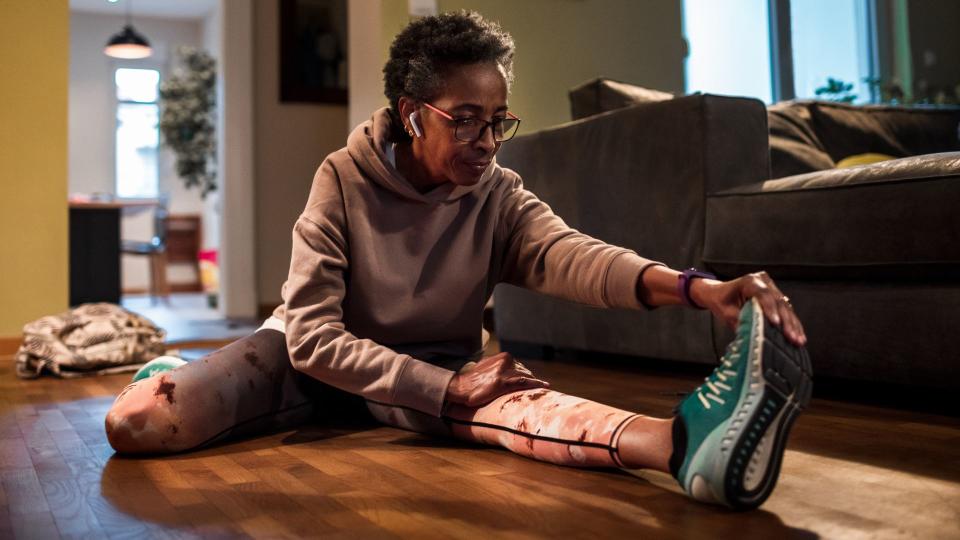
[104,0,152,59]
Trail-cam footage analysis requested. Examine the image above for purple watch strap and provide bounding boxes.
[678,268,716,309]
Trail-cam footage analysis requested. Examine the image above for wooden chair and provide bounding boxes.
[163,214,203,293]
[120,201,170,303]
[121,201,203,303]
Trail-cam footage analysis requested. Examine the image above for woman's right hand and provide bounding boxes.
[444,352,550,408]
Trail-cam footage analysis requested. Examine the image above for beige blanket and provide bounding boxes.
[15,303,166,379]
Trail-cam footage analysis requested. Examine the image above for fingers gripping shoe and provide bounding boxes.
[670,298,812,510]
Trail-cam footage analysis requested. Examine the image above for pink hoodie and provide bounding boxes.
[271,108,659,417]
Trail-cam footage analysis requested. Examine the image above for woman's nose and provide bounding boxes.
[474,125,497,152]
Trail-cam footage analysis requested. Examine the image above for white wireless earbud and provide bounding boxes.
[408,111,423,138]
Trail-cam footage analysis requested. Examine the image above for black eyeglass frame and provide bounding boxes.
[422,102,522,143]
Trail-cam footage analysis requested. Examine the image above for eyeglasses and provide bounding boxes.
[422,102,521,143]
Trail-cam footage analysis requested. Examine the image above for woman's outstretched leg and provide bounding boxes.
[443,389,672,471]
[440,300,812,510]
[104,329,332,454]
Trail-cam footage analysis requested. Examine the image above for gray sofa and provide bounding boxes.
[493,79,960,389]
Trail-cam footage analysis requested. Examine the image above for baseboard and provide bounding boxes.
[122,283,204,295]
[0,335,21,356]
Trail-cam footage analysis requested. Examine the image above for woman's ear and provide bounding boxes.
[397,97,418,137]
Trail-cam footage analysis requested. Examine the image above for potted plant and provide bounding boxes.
[159,46,217,197]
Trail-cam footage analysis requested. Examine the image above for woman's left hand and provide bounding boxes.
[690,271,807,347]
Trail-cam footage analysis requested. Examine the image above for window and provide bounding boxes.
[115,68,160,198]
[791,0,874,102]
[682,0,878,104]
[683,0,773,103]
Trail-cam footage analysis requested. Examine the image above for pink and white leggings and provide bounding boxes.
[105,329,641,468]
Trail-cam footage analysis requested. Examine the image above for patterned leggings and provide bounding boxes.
[104,329,642,468]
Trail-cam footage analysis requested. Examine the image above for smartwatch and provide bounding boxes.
[678,268,716,310]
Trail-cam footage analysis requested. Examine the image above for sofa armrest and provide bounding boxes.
[496,93,770,269]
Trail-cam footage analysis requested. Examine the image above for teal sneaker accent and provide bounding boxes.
[131,355,187,382]
[673,298,812,510]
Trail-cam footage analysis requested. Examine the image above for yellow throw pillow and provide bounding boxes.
[835,153,896,168]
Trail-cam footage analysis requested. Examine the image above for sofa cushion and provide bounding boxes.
[768,101,825,149]
[703,152,960,280]
[767,101,835,178]
[769,137,836,178]
[568,78,674,120]
[810,102,960,162]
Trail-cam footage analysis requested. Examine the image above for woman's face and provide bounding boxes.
[399,62,509,188]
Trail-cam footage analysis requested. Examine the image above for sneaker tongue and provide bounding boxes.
[668,416,688,479]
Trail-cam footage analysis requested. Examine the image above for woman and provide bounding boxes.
[105,11,810,511]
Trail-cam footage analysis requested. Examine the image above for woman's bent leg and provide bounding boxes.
[443,389,673,471]
[105,329,323,454]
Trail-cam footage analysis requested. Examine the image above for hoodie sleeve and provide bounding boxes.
[281,161,455,417]
[497,174,663,310]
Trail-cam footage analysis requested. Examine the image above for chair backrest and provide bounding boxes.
[163,214,202,264]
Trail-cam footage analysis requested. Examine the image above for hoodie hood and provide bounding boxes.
[347,107,497,204]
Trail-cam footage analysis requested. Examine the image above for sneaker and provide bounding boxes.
[670,298,812,510]
[131,355,187,382]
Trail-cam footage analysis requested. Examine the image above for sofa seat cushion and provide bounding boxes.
[704,152,960,280]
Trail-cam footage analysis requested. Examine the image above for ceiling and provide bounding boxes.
[69,0,218,20]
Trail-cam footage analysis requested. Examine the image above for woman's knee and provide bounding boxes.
[103,330,312,455]
[104,374,195,454]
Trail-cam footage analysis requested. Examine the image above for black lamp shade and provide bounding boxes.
[104,24,152,59]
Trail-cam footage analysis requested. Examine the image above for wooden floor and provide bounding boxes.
[2,341,958,539]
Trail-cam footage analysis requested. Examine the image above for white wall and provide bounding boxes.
[68,11,219,291]
[253,0,349,312]
[348,0,385,130]
[201,5,222,262]
[219,0,258,318]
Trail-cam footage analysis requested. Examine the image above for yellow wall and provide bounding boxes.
[0,2,69,337]
[378,1,684,132]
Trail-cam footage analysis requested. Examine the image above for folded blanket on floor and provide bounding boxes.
[15,303,167,379]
